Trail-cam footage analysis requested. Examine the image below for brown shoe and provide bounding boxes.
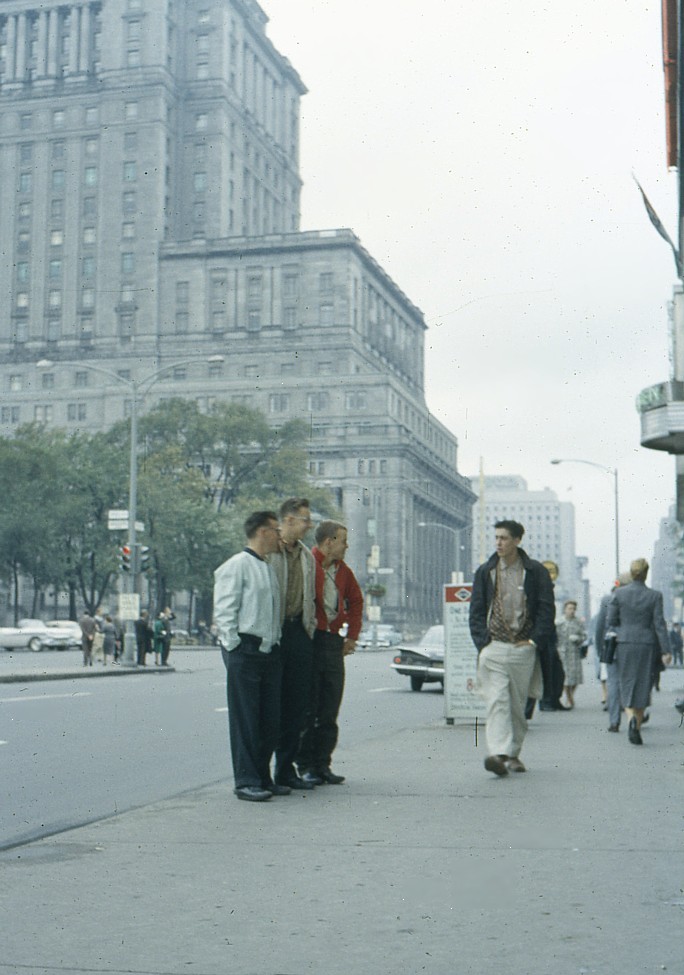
[484,754,509,777]
[506,757,526,773]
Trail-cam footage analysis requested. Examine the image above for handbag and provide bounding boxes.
[601,631,617,665]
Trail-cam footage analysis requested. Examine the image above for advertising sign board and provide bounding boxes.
[443,583,485,723]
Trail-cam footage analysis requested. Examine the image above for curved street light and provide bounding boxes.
[417,520,466,576]
[550,458,620,578]
[38,355,224,663]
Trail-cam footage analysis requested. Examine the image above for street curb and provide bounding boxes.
[0,665,176,684]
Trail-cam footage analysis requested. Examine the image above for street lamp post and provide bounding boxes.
[550,458,620,579]
[38,355,224,663]
[417,521,465,579]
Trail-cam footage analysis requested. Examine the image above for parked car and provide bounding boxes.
[0,618,74,652]
[391,624,445,691]
[45,620,82,649]
[357,624,403,648]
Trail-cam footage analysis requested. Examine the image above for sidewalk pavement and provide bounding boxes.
[2,670,683,975]
[0,647,184,682]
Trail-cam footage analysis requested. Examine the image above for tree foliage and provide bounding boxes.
[0,401,335,624]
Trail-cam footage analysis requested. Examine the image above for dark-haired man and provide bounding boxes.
[214,510,284,802]
[297,520,363,785]
[269,498,317,791]
[469,520,555,776]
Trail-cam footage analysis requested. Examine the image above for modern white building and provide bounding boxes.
[469,475,589,618]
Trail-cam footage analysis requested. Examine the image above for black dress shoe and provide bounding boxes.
[300,771,324,786]
[263,783,292,796]
[608,724,620,732]
[628,717,643,745]
[276,775,315,791]
[318,768,345,784]
[234,786,272,802]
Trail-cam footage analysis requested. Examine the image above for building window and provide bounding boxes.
[85,107,99,125]
[345,391,367,411]
[85,137,98,156]
[17,232,30,254]
[46,319,61,341]
[269,394,290,413]
[175,312,189,333]
[319,272,333,293]
[50,229,64,246]
[48,290,62,309]
[1,407,21,424]
[20,113,33,130]
[319,361,333,375]
[82,257,96,278]
[83,196,96,217]
[247,309,261,331]
[121,252,135,275]
[16,292,29,309]
[212,311,226,331]
[75,371,89,388]
[49,259,62,279]
[18,202,31,221]
[34,405,53,424]
[19,144,32,164]
[127,20,141,41]
[173,366,187,381]
[283,307,297,329]
[53,109,65,128]
[193,171,207,192]
[9,374,23,392]
[306,392,329,411]
[319,304,334,326]
[208,362,223,378]
[176,281,189,303]
[19,172,32,193]
[16,262,29,283]
[42,372,55,389]
[84,166,97,186]
[81,288,94,309]
[196,58,209,79]
[195,113,208,130]
[67,403,87,421]
[83,227,96,245]
[124,101,138,120]
[123,192,136,214]
[52,170,65,190]
[123,160,136,181]
[122,222,135,238]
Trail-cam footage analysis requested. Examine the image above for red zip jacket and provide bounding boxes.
[312,546,364,641]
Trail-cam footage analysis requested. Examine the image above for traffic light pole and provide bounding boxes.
[122,385,139,665]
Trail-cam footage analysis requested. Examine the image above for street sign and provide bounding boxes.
[118,593,140,621]
[367,604,381,622]
[443,583,484,723]
[377,567,394,575]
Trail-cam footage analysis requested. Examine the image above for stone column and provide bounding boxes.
[67,6,80,76]
[78,4,90,73]
[47,8,59,77]
[36,10,48,78]
[15,12,27,81]
[5,15,17,82]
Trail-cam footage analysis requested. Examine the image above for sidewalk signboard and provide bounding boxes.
[443,583,485,723]
[118,592,140,621]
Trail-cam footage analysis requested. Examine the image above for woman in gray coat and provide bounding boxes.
[606,558,671,745]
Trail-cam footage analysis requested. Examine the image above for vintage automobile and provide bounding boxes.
[45,620,83,649]
[0,618,74,652]
[391,624,445,691]
[357,624,402,648]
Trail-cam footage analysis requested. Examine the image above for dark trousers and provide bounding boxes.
[539,641,565,707]
[222,639,282,789]
[297,630,345,774]
[274,618,314,783]
[161,637,172,665]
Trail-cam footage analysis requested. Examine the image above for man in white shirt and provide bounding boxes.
[213,510,284,802]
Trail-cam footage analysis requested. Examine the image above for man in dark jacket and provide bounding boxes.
[469,519,555,776]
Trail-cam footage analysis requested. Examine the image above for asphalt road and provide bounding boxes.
[1,648,443,849]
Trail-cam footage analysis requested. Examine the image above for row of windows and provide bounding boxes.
[268,391,368,414]
[1,403,86,425]
[11,101,138,133]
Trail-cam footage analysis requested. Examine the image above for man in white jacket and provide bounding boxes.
[214,510,283,802]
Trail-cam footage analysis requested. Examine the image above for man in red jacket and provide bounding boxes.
[297,520,363,785]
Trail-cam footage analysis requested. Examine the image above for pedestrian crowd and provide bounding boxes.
[470,519,675,776]
[78,605,176,668]
[213,499,363,802]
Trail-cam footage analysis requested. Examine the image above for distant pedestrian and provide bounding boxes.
[102,615,117,664]
[135,610,153,666]
[153,613,167,666]
[595,574,630,733]
[161,607,175,665]
[92,606,105,662]
[556,600,587,709]
[669,623,683,667]
[606,558,672,745]
[214,510,283,802]
[297,520,363,786]
[469,520,555,776]
[79,610,95,667]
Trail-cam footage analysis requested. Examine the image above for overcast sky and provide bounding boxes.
[261,0,679,611]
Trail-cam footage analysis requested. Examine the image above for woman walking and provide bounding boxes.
[606,558,671,745]
[556,600,587,709]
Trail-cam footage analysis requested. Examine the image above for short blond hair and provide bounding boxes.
[630,558,649,582]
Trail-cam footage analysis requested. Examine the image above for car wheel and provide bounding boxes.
[28,636,43,652]
[410,675,424,692]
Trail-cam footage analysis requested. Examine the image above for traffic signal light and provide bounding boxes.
[119,545,132,572]
[139,545,151,573]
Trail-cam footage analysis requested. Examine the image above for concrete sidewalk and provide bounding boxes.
[2,671,683,975]
[0,647,185,682]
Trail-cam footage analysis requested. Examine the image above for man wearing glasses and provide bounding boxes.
[214,510,284,802]
[270,498,318,791]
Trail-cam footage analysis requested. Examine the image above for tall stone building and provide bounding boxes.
[0,0,474,627]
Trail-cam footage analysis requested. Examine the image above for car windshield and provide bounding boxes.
[419,625,444,649]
